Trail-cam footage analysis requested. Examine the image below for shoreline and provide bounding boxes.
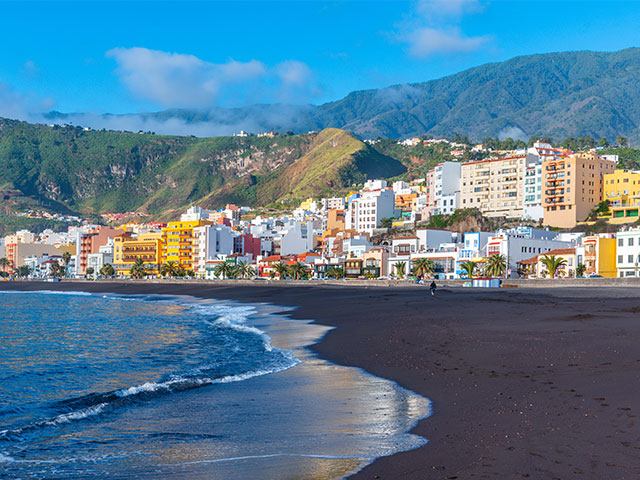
[2,281,640,478]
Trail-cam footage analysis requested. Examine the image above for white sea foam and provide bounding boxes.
[0,453,14,463]
[45,403,108,426]
[0,290,92,296]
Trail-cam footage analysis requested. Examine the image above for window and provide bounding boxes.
[629,255,634,264]
[618,255,623,263]
[619,238,624,247]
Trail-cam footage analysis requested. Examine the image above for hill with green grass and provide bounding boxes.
[0,119,405,220]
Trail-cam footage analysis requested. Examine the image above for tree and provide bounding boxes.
[160,261,181,277]
[460,260,477,279]
[129,258,147,279]
[395,261,406,279]
[485,254,507,278]
[380,217,394,229]
[62,251,71,277]
[326,266,345,279]
[288,262,308,280]
[86,267,95,277]
[599,137,609,148]
[235,261,255,279]
[50,261,65,278]
[272,262,289,280]
[412,258,435,279]
[16,265,32,278]
[540,255,568,278]
[100,263,115,277]
[576,263,587,278]
[0,257,10,273]
[213,261,236,279]
[617,136,629,147]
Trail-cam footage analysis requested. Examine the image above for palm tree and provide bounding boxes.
[160,261,181,277]
[0,257,10,273]
[326,266,345,279]
[412,258,435,279]
[50,261,65,278]
[235,261,255,279]
[395,261,406,279]
[540,255,567,278]
[485,253,507,278]
[460,260,477,279]
[288,262,308,280]
[213,261,236,279]
[272,262,289,280]
[16,265,32,278]
[129,258,147,279]
[576,263,586,278]
[86,267,95,278]
[62,251,71,278]
[100,263,115,277]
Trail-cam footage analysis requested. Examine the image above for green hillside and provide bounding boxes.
[0,119,404,220]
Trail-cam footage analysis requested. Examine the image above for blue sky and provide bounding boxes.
[1,0,640,120]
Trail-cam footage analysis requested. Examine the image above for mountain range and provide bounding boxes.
[47,48,640,143]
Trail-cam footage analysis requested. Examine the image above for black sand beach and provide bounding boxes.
[3,281,640,479]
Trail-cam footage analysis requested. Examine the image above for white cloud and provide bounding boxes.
[407,27,489,57]
[498,126,527,142]
[106,47,320,108]
[22,60,40,78]
[400,0,488,58]
[0,83,54,120]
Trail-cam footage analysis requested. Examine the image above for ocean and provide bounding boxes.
[0,290,431,479]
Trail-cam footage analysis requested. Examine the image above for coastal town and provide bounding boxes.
[2,140,640,282]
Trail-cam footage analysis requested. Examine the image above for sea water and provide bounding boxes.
[0,290,431,479]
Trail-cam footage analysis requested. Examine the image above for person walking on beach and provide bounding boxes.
[430,280,437,296]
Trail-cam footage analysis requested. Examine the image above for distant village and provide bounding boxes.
[2,139,640,281]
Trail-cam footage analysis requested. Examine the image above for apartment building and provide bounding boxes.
[523,162,544,221]
[162,220,212,270]
[76,226,122,275]
[460,154,538,218]
[615,228,640,277]
[345,185,395,234]
[113,232,163,276]
[193,224,235,276]
[542,151,616,228]
[602,169,640,221]
[433,162,461,215]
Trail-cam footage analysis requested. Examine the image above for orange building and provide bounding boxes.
[326,209,345,231]
[395,192,418,211]
[78,226,122,275]
[542,152,616,228]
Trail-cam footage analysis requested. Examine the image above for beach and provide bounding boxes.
[3,281,640,479]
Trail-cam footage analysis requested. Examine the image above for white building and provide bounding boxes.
[345,188,396,234]
[416,228,456,252]
[193,224,235,275]
[87,241,114,275]
[321,197,345,211]
[615,228,640,277]
[523,162,544,222]
[274,221,315,256]
[433,162,461,215]
[487,233,579,278]
[181,206,214,222]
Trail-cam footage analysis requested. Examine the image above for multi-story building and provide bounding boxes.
[76,226,122,275]
[113,232,163,276]
[326,209,345,232]
[3,234,62,270]
[523,162,544,221]
[193,224,235,276]
[615,228,640,277]
[345,185,396,234]
[542,151,616,228]
[433,162,461,215]
[321,196,346,211]
[582,234,617,277]
[161,220,212,270]
[460,154,538,218]
[602,169,640,222]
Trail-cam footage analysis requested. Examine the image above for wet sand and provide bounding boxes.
[3,281,640,479]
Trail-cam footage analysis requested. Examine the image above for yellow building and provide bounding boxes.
[113,231,164,276]
[542,151,616,228]
[582,235,617,277]
[299,198,317,211]
[395,192,418,211]
[161,220,212,270]
[601,169,640,222]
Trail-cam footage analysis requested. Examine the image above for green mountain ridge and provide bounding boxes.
[48,48,640,143]
[0,119,405,220]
